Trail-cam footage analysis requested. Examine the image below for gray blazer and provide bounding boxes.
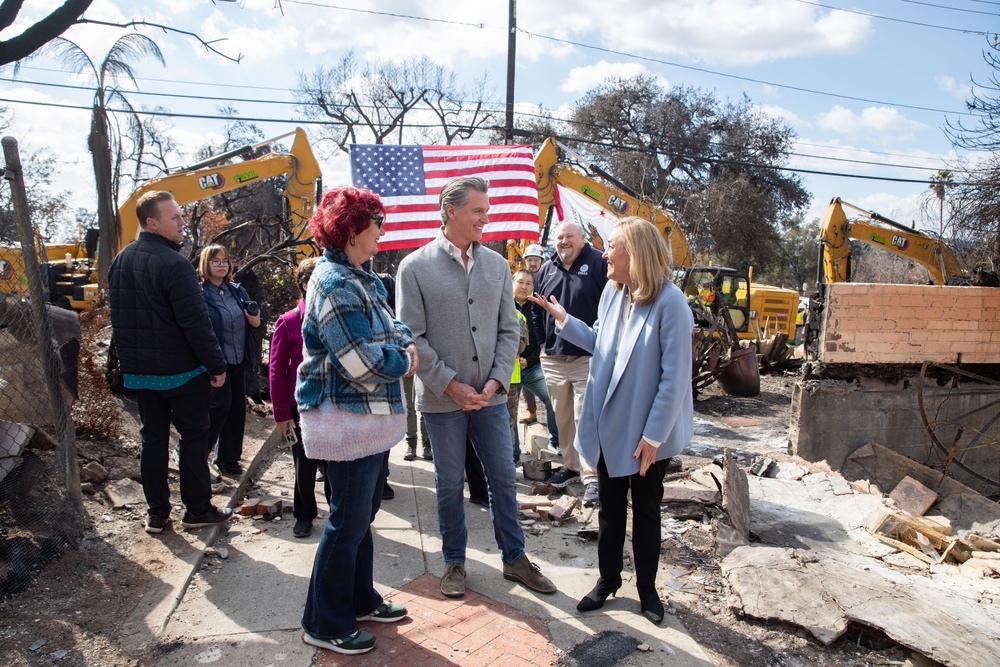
[397,231,519,414]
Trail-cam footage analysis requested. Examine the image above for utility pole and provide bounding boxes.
[504,0,516,144]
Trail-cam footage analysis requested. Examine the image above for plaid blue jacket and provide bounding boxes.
[295,248,414,415]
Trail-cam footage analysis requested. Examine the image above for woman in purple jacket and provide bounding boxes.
[269,257,330,538]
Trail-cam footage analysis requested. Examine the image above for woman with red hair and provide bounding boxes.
[295,187,418,655]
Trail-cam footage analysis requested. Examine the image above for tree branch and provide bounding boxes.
[0,0,92,65]
[76,18,243,64]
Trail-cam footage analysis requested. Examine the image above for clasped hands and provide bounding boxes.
[446,378,502,411]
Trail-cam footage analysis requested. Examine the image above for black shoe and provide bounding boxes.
[576,578,621,612]
[382,483,395,500]
[547,467,579,489]
[469,495,490,509]
[181,506,234,528]
[292,518,312,538]
[217,462,243,476]
[145,514,169,534]
[638,587,664,624]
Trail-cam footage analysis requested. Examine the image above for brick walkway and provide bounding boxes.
[316,574,558,666]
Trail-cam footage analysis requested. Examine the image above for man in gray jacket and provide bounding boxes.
[397,176,556,599]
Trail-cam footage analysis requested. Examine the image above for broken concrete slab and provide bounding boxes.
[748,474,888,557]
[722,545,1000,666]
[662,482,720,505]
[104,478,145,509]
[689,463,722,490]
[768,461,807,480]
[842,442,1000,536]
[723,449,749,540]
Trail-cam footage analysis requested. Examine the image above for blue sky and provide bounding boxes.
[4,0,997,234]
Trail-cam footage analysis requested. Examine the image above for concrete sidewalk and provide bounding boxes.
[125,415,716,666]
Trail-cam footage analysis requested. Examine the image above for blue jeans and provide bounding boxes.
[423,404,525,565]
[519,364,559,447]
[301,450,388,640]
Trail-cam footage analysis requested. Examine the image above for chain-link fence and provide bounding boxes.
[1,137,83,597]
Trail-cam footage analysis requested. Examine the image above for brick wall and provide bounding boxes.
[819,283,1000,364]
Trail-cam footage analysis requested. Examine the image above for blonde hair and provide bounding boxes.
[197,244,233,283]
[612,217,673,305]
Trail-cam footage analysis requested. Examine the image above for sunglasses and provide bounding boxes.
[371,214,385,229]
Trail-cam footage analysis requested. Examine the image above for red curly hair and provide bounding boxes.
[309,186,385,250]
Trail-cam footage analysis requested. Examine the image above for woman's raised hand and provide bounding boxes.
[526,293,567,326]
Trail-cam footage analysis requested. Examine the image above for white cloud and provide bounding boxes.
[935,75,970,102]
[756,104,807,128]
[817,105,927,137]
[560,61,668,94]
[523,0,874,66]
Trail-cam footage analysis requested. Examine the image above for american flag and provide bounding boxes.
[349,144,540,251]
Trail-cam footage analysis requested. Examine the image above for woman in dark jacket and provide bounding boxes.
[199,245,262,477]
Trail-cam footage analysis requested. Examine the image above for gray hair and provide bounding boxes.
[439,176,488,225]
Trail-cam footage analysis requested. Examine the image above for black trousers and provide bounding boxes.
[135,373,214,518]
[596,454,669,589]
[289,406,332,520]
[208,362,247,466]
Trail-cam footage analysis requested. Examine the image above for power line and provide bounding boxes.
[516,29,977,117]
[3,79,950,173]
[891,0,1000,16]
[278,0,485,27]
[551,133,948,185]
[792,0,992,35]
[0,96,950,185]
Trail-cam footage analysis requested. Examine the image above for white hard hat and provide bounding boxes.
[523,244,545,259]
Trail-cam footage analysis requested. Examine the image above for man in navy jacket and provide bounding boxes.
[109,191,232,534]
[531,222,607,506]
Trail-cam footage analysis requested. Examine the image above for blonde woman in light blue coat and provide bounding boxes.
[529,216,693,625]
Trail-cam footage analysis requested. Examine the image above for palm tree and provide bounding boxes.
[929,169,954,237]
[28,34,165,285]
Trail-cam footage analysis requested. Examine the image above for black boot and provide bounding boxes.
[403,437,417,461]
[576,577,622,612]
[637,586,664,624]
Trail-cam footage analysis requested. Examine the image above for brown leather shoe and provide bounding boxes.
[503,555,556,594]
[519,406,537,424]
[440,563,466,597]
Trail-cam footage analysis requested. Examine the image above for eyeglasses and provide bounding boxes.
[210,259,231,267]
[371,214,385,229]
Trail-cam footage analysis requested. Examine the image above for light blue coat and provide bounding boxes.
[559,280,694,478]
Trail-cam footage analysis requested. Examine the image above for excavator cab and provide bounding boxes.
[674,266,751,334]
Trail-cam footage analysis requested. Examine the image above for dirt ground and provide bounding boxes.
[0,369,932,667]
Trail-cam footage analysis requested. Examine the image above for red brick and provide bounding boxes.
[547,496,580,523]
[240,499,259,516]
[257,498,282,515]
[890,475,938,516]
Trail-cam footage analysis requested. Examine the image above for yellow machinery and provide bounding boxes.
[516,137,798,341]
[0,128,321,310]
[820,197,966,285]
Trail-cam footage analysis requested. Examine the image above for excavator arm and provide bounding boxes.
[820,197,965,285]
[508,137,692,269]
[118,127,322,258]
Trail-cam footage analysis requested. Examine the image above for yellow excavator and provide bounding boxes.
[819,196,967,285]
[514,137,799,394]
[0,128,321,311]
